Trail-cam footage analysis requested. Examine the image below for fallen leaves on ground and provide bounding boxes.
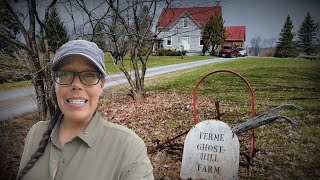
[1,91,319,179]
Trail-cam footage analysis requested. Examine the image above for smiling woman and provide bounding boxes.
[17,40,154,180]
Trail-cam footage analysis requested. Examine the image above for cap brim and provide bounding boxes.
[51,53,107,77]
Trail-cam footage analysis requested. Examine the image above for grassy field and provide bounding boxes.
[146,57,320,178]
[104,53,216,74]
[0,54,215,90]
[148,57,320,112]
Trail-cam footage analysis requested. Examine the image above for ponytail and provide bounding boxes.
[17,87,62,180]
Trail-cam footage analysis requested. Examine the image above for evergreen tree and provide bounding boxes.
[44,6,69,53]
[275,15,298,57]
[297,12,319,55]
[0,3,20,56]
[316,23,320,54]
[201,15,226,55]
[92,22,106,51]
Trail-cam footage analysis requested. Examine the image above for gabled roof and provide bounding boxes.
[225,26,246,41]
[157,6,222,28]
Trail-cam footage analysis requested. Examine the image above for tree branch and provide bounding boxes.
[232,104,302,134]
[35,0,57,27]
[3,0,29,46]
[75,0,95,40]
[0,33,31,53]
[256,104,303,119]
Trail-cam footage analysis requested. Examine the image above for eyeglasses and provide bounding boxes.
[53,71,103,85]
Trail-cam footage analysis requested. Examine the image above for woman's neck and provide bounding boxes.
[59,115,92,148]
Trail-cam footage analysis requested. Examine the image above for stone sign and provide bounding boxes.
[180,120,240,180]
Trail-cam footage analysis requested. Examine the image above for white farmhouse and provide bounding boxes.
[156,6,246,55]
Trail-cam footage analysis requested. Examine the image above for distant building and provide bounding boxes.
[225,26,246,47]
[155,6,246,54]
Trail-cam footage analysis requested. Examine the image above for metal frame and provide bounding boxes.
[193,69,256,160]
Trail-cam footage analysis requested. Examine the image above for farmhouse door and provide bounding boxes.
[182,37,190,50]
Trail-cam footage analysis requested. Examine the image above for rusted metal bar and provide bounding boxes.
[193,70,256,163]
[149,112,224,154]
[215,101,222,120]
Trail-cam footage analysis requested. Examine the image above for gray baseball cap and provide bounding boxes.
[51,40,107,77]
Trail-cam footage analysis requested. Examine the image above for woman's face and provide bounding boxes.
[55,55,105,124]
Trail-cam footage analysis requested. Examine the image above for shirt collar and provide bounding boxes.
[50,112,103,148]
[77,112,103,148]
[50,114,63,149]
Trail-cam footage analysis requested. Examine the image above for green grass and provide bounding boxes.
[0,81,32,91]
[147,57,320,113]
[0,53,215,91]
[146,57,320,178]
[104,53,216,74]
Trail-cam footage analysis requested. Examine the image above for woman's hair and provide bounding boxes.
[17,87,62,180]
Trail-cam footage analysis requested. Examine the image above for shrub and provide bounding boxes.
[274,45,299,58]
[156,48,187,56]
[260,48,276,57]
[181,50,187,56]
[157,48,166,56]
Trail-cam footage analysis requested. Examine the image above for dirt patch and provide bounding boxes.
[1,91,319,179]
[0,111,39,180]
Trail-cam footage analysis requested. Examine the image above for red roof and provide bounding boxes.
[157,6,222,28]
[225,26,246,41]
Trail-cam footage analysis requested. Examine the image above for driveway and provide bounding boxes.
[0,57,242,121]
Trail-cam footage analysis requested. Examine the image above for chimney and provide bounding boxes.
[215,0,221,6]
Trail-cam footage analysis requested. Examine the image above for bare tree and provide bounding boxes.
[62,0,173,100]
[104,0,159,99]
[260,37,277,57]
[250,35,262,56]
[262,37,277,48]
[0,0,57,121]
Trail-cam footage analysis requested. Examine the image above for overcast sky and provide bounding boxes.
[180,0,320,47]
[14,0,320,47]
[52,0,319,47]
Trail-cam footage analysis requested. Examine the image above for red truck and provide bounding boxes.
[218,46,239,58]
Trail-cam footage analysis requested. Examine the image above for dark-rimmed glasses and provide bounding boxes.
[53,71,103,85]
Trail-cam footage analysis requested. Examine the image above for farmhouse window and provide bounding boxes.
[183,18,188,27]
[167,36,172,46]
[200,36,204,46]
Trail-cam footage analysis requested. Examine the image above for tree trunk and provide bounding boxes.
[29,53,48,121]
[129,46,146,100]
[2,0,56,121]
[42,29,55,118]
[28,0,50,121]
[232,104,302,134]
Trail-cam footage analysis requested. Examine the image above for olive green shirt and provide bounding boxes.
[18,112,154,180]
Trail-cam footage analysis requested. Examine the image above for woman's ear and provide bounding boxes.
[100,78,106,88]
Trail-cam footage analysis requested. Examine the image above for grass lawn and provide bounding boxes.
[104,53,216,74]
[0,54,215,90]
[146,57,320,178]
[148,57,320,112]
[0,81,33,91]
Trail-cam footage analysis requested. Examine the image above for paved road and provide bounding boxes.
[0,57,242,121]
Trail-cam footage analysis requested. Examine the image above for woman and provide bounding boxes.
[17,40,154,180]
